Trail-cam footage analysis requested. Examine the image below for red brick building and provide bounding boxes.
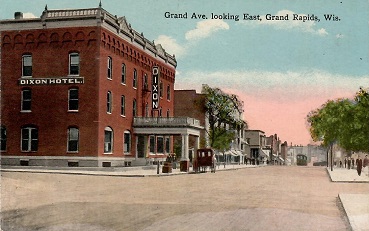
[0,5,203,167]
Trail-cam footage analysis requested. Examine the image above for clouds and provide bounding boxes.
[155,19,229,58]
[185,19,229,40]
[175,69,369,103]
[23,12,37,18]
[240,10,328,36]
[155,35,186,57]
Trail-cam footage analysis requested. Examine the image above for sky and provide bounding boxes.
[2,0,369,145]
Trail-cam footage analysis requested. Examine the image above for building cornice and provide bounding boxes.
[0,7,177,68]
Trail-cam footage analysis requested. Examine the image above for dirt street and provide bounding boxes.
[1,166,368,231]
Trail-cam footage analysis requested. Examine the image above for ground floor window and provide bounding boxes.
[165,137,170,153]
[21,126,38,152]
[124,131,131,154]
[104,127,113,153]
[67,127,79,152]
[149,135,171,154]
[149,135,155,153]
[1,126,6,151]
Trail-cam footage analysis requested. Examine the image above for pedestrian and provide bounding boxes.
[339,160,342,168]
[351,158,355,169]
[344,157,347,168]
[347,158,351,169]
[356,156,363,176]
[363,155,369,176]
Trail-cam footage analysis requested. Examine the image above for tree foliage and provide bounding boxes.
[200,84,247,149]
[307,87,369,152]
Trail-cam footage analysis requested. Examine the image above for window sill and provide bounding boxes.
[103,152,113,155]
[67,151,79,153]
[68,110,79,113]
[21,110,32,113]
[67,74,80,77]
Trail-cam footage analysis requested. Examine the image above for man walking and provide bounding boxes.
[363,155,369,176]
[356,156,363,176]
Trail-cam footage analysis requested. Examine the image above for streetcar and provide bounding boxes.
[296,154,308,166]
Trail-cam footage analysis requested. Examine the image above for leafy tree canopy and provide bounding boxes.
[307,87,369,152]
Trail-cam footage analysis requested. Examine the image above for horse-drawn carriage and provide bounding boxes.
[193,148,216,173]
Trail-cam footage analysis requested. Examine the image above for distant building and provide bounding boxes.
[244,130,268,161]
[174,89,248,163]
[287,145,327,165]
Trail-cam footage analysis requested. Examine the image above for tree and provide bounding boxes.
[307,87,369,153]
[200,84,247,149]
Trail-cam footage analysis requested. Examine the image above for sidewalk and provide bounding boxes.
[0,163,263,177]
[327,167,369,183]
[326,168,369,231]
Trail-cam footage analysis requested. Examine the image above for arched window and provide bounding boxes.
[107,91,112,113]
[124,130,131,154]
[121,63,126,84]
[167,84,171,100]
[121,95,125,116]
[104,127,113,153]
[133,69,137,88]
[143,73,148,90]
[67,127,79,152]
[107,57,112,79]
[21,126,38,152]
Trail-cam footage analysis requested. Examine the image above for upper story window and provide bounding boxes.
[145,103,149,117]
[107,91,112,114]
[67,127,79,152]
[21,126,38,152]
[167,85,171,101]
[132,99,137,117]
[121,95,126,116]
[69,53,80,76]
[21,89,32,112]
[68,88,79,111]
[159,82,163,98]
[133,69,137,88]
[1,126,6,151]
[107,57,112,79]
[143,74,148,90]
[22,54,32,77]
[121,63,126,84]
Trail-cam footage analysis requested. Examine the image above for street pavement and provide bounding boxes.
[1,164,368,231]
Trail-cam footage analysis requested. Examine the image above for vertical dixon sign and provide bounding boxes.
[152,66,160,110]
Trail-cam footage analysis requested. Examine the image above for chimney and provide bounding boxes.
[14,12,23,19]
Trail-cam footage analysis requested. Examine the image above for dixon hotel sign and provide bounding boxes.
[19,77,84,85]
[152,66,160,110]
